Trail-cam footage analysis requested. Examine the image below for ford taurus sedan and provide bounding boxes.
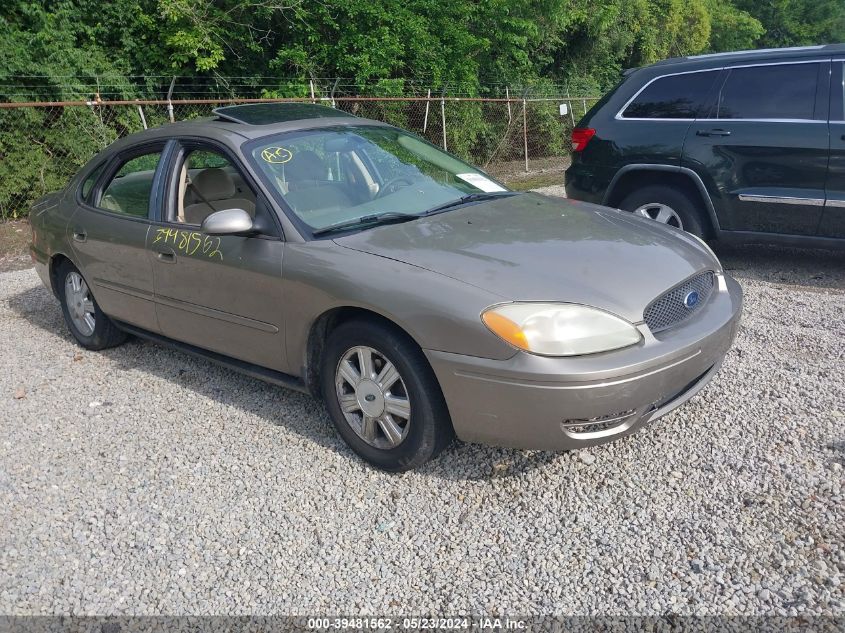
[29,103,743,471]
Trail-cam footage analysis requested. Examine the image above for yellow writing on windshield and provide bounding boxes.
[260,146,293,164]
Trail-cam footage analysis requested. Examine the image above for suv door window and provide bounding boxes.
[832,61,844,122]
[712,63,819,120]
[98,151,162,217]
[622,70,721,119]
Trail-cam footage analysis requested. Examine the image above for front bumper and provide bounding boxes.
[425,273,743,451]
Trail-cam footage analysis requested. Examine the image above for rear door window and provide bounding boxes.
[712,63,820,120]
[97,151,162,218]
[622,70,721,119]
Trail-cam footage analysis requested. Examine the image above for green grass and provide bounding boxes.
[503,173,563,191]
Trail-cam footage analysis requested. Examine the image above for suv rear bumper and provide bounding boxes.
[564,161,609,204]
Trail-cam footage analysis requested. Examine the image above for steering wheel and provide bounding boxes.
[377,176,415,198]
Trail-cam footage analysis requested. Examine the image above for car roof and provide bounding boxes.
[213,102,358,124]
[626,43,845,76]
[104,103,390,153]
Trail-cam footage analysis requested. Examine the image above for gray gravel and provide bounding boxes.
[533,184,567,198]
[1,243,844,616]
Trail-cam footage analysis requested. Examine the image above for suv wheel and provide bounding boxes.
[619,185,706,237]
[57,261,127,350]
[321,319,453,471]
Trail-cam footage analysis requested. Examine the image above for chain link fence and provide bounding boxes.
[0,90,599,219]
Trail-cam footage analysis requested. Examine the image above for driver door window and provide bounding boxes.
[173,149,257,226]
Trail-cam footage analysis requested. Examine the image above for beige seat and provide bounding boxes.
[285,150,327,190]
[281,150,356,212]
[184,168,255,225]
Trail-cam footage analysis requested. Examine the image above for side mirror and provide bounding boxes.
[200,208,254,235]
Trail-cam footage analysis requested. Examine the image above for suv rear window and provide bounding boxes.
[622,71,720,119]
[713,63,819,120]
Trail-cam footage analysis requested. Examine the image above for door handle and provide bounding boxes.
[72,230,87,243]
[696,129,731,137]
[156,251,177,263]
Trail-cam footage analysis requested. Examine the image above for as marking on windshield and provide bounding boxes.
[260,146,293,164]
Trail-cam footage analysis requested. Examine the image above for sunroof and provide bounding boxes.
[213,103,355,125]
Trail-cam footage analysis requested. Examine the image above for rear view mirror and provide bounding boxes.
[201,208,254,235]
[559,103,569,116]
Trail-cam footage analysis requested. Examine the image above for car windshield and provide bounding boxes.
[247,125,511,233]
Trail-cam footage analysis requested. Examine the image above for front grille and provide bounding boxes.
[643,271,715,334]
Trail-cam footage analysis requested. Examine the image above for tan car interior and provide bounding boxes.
[275,149,379,215]
[177,165,257,225]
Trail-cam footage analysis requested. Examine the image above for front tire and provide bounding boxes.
[57,261,127,350]
[321,319,453,471]
[619,185,707,238]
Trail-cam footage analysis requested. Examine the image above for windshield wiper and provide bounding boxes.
[421,191,517,216]
[312,212,420,236]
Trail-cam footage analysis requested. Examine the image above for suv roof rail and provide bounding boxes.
[685,44,826,60]
[651,43,845,68]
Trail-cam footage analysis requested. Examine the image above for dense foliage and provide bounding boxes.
[0,0,843,218]
[2,0,843,98]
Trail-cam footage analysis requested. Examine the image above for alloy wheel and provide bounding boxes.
[632,202,684,230]
[335,345,411,450]
[65,272,96,336]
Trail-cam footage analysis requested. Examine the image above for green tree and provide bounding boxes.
[734,0,845,48]
[706,1,765,52]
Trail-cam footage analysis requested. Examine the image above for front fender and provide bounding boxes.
[281,241,517,378]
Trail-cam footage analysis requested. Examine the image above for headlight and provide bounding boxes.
[481,303,642,356]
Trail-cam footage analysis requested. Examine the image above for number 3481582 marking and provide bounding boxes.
[153,228,223,260]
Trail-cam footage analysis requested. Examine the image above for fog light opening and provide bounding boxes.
[561,408,638,435]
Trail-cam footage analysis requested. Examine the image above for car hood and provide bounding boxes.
[334,193,719,323]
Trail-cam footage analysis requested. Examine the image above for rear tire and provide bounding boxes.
[320,319,453,472]
[57,261,127,350]
[619,185,707,238]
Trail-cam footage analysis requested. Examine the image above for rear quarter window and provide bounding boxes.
[622,70,721,119]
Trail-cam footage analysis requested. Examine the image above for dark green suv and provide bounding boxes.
[565,44,845,248]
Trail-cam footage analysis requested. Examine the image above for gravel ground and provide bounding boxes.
[1,244,843,616]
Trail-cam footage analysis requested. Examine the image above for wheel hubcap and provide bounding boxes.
[64,271,96,336]
[335,346,411,450]
[632,203,684,229]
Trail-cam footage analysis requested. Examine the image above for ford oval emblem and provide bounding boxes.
[684,290,700,309]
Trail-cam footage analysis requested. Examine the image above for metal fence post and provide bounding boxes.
[423,89,431,133]
[506,87,512,123]
[523,98,528,173]
[565,89,575,127]
[330,78,340,108]
[440,87,447,151]
[137,105,148,130]
[310,79,316,103]
[167,76,176,123]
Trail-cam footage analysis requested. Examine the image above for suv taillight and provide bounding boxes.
[571,127,596,152]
